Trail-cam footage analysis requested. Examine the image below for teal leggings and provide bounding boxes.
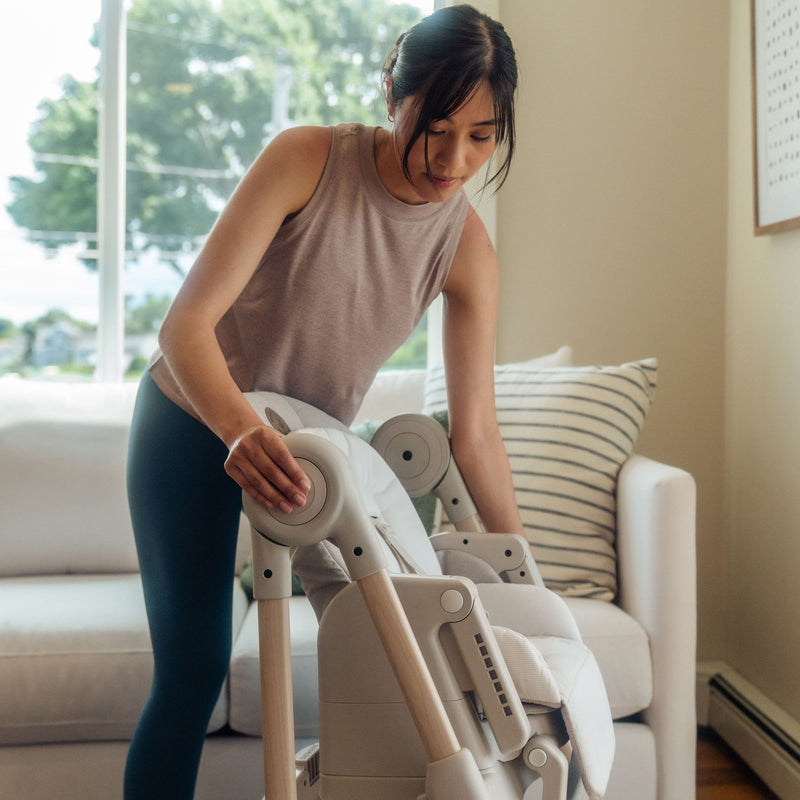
[124,372,243,799]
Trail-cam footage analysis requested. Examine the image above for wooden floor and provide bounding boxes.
[697,728,779,800]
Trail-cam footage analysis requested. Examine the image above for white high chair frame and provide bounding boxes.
[244,431,494,800]
[241,406,615,800]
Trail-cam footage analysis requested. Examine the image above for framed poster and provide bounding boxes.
[752,0,800,234]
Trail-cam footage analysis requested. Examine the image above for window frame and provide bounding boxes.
[97,0,127,381]
[92,0,493,380]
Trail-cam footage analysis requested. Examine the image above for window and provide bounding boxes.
[1,0,433,381]
[0,1,101,379]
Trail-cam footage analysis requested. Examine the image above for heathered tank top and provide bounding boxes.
[149,122,470,425]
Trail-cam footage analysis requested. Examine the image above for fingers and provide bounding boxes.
[225,426,311,512]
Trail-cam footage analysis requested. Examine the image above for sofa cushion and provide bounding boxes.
[0,574,248,745]
[352,368,427,426]
[0,420,138,577]
[0,380,140,577]
[425,358,657,601]
[229,596,320,737]
[564,597,652,719]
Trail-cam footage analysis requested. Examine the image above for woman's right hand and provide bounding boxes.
[224,425,311,513]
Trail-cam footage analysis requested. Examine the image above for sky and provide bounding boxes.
[0,0,433,327]
[0,2,102,325]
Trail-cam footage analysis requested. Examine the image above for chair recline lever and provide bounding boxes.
[447,601,530,760]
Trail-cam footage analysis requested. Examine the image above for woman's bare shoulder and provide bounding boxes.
[244,126,334,215]
[270,125,333,155]
[261,125,333,175]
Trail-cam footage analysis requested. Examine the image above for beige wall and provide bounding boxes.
[492,0,800,723]
[492,2,730,659]
[726,2,800,720]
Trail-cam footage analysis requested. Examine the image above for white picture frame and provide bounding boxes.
[751,0,800,234]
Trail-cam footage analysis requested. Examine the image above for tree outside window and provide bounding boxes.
[1,0,429,380]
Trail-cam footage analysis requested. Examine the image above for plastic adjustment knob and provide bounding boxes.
[440,589,465,614]
[527,748,548,769]
[242,455,331,549]
[266,458,326,526]
[371,414,451,497]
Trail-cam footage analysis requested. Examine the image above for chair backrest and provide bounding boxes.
[245,392,443,585]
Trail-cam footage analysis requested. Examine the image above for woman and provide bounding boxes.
[124,5,524,798]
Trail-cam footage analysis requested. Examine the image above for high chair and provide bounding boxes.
[241,392,615,800]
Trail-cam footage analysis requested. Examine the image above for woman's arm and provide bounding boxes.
[157,126,332,512]
[441,209,524,536]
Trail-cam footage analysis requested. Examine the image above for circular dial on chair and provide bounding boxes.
[241,457,329,546]
[371,414,451,497]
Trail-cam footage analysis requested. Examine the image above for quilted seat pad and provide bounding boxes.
[478,584,652,720]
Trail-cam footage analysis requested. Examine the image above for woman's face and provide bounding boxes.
[388,81,499,204]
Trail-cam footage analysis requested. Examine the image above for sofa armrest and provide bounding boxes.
[616,453,697,800]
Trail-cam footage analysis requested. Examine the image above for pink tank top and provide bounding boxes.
[150,122,470,424]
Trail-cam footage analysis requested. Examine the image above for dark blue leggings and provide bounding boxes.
[124,372,243,799]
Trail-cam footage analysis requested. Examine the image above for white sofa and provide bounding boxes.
[0,363,696,800]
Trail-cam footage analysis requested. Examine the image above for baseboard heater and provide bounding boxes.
[708,672,800,799]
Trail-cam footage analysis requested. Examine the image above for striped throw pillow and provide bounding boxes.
[423,359,657,600]
[422,347,574,411]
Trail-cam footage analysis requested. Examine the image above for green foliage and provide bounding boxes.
[25,308,95,333]
[383,316,428,369]
[7,0,422,274]
[125,292,172,335]
[7,77,98,254]
[0,319,19,339]
[125,355,150,378]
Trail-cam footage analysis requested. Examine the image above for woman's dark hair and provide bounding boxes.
[381,4,518,192]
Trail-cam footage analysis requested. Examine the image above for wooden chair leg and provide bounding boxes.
[358,570,492,800]
[257,596,297,800]
[357,569,460,763]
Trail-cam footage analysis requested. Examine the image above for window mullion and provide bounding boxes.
[97,0,127,382]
